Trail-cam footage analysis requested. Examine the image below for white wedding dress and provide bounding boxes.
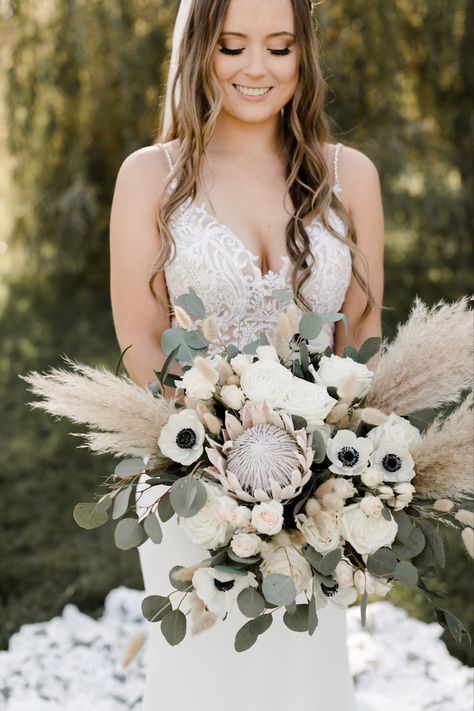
[135,142,358,711]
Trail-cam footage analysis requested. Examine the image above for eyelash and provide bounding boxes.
[218,47,291,56]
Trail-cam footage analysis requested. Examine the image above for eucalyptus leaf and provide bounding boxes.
[299,313,323,340]
[176,289,206,319]
[320,312,348,336]
[366,547,398,576]
[143,513,163,544]
[112,485,132,520]
[360,590,368,627]
[235,624,258,652]
[161,609,187,646]
[299,339,310,371]
[381,505,393,522]
[443,609,471,646]
[169,476,207,518]
[142,595,171,622]
[214,564,248,577]
[357,337,382,364]
[272,288,293,302]
[73,502,109,530]
[262,574,297,607]
[161,327,185,355]
[425,526,446,568]
[316,548,342,576]
[393,510,415,544]
[157,493,176,522]
[303,546,323,570]
[291,415,308,430]
[311,430,327,464]
[407,408,438,434]
[394,560,419,586]
[94,496,112,514]
[169,565,192,591]
[391,525,426,560]
[183,329,209,349]
[343,345,359,361]
[308,592,318,635]
[227,550,262,565]
[243,337,268,354]
[114,517,145,550]
[114,458,145,478]
[247,613,273,636]
[237,588,266,618]
[283,604,309,632]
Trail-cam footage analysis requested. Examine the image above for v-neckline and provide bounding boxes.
[186,198,324,281]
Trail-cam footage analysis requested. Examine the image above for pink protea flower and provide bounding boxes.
[205,401,314,503]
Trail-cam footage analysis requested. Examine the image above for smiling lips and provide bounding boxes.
[233,84,273,96]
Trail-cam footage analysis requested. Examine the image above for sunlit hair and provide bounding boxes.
[150,0,374,320]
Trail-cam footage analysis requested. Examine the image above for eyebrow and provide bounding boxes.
[219,32,295,38]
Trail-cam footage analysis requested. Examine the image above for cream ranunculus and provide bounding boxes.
[256,345,279,362]
[360,495,384,518]
[367,413,421,451]
[274,377,337,432]
[295,510,341,554]
[340,502,398,555]
[219,384,246,410]
[360,467,384,488]
[179,483,237,549]
[158,409,205,465]
[260,544,313,595]
[230,353,253,376]
[315,354,373,400]
[334,559,356,588]
[354,569,392,597]
[175,359,220,400]
[251,500,284,535]
[230,532,262,558]
[240,360,293,405]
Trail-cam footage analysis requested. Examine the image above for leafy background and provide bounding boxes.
[0,0,472,664]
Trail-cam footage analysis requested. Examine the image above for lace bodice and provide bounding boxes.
[158,142,352,350]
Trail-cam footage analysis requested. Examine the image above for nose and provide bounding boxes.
[242,48,269,79]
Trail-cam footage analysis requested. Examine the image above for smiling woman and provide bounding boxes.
[109,0,384,709]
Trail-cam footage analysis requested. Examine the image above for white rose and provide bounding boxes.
[340,502,398,555]
[220,384,246,410]
[367,413,421,451]
[334,560,356,588]
[315,354,373,400]
[179,484,237,549]
[251,501,284,535]
[227,505,252,529]
[296,510,341,554]
[360,495,384,518]
[230,533,262,558]
[256,345,279,362]
[275,378,337,431]
[260,544,312,595]
[240,360,293,405]
[176,361,219,400]
[230,353,253,376]
[360,467,384,488]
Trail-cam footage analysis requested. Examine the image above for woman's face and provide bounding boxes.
[213,0,300,123]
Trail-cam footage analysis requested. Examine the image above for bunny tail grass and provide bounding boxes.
[365,296,473,415]
[20,356,175,462]
[412,392,474,500]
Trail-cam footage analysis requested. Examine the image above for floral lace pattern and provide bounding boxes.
[160,144,352,350]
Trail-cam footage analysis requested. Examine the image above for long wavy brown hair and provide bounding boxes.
[149,0,374,319]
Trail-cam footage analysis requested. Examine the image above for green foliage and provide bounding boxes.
[0,0,472,666]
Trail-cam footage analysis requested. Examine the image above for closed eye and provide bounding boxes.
[218,47,291,56]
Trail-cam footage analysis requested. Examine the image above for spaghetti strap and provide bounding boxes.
[157,142,174,173]
[333,142,343,192]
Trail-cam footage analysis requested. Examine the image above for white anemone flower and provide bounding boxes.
[158,409,205,464]
[326,430,373,476]
[205,401,314,503]
[370,442,415,483]
[314,579,358,609]
[192,567,258,620]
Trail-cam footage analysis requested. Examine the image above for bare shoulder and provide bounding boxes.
[113,143,173,211]
[336,145,381,212]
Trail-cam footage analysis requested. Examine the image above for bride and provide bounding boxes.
[109,1,384,709]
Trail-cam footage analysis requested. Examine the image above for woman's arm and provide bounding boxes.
[333,146,385,355]
[109,145,181,393]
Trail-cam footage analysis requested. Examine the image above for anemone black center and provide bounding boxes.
[321,582,339,597]
[214,579,235,592]
[382,453,402,472]
[175,427,197,449]
[338,446,360,467]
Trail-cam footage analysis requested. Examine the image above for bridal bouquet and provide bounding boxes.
[21,292,474,651]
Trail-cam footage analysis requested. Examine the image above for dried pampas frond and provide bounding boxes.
[412,392,474,500]
[20,356,175,463]
[365,296,473,415]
